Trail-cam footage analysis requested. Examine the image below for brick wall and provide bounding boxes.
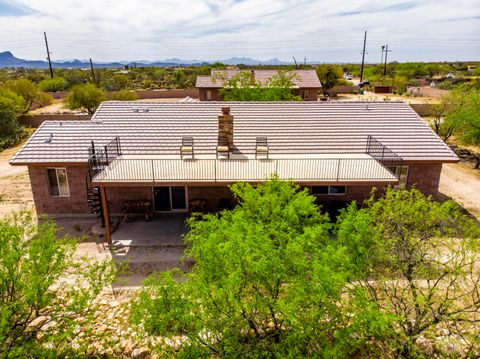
[28,165,91,215]
[406,164,443,196]
[188,186,234,211]
[27,164,444,216]
[107,187,153,214]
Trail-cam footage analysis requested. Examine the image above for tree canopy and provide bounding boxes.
[0,211,116,357]
[316,64,344,96]
[67,83,107,114]
[219,70,302,101]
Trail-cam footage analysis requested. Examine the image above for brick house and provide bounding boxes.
[10,101,457,243]
[196,69,321,101]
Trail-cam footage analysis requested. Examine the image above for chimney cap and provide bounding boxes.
[221,107,230,115]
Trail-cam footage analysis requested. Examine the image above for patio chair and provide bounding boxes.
[255,136,269,159]
[180,136,194,159]
[216,136,230,158]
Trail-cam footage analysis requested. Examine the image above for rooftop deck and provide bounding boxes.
[90,153,399,185]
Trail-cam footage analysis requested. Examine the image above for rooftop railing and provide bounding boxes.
[91,157,398,183]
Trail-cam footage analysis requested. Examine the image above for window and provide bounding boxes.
[206,90,212,100]
[394,166,409,188]
[311,186,346,196]
[302,90,309,100]
[47,168,70,197]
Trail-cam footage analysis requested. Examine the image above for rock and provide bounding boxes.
[131,347,150,358]
[416,336,434,356]
[28,316,49,328]
[109,300,120,307]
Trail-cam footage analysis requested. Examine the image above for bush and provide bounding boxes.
[0,211,116,357]
[39,76,68,92]
[111,90,138,101]
[67,83,107,115]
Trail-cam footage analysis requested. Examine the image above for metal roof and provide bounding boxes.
[195,69,322,88]
[10,101,458,165]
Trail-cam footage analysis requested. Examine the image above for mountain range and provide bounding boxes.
[0,51,291,68]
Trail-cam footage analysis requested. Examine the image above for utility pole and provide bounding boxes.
[304,56,306,66]
[292,56,298,69]
[89,58,96,84]
[380,45,385,65]
[359,30,367,82]
[44,32,53,79]
[383,44,391,76]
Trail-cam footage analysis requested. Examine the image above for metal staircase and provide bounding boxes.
[85,137,121,226]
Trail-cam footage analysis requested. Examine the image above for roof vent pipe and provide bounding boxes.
[44,133,53,143]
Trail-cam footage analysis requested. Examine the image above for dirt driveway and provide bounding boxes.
[439,163,480,219]
[0,144,34,218]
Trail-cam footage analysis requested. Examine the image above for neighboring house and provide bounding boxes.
[10,101,457,243]
[195,69,321,101]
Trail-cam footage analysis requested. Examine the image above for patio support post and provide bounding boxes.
[99,186,112,245]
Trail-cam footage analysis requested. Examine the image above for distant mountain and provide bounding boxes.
[0,51,293,69]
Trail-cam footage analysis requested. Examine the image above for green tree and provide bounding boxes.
[38,76,68,92]
[0,89,27,149]
[3,79,52,111]
[316,64,343,96]
[111,90,138,101]
[0,211,116,357]
[67,83,107,114]
[131,179,392,357]
[336,187,480,358]
[220,70,302,101]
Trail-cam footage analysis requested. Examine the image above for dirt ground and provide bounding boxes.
[439,163,480,219]
[334,90,440,104]
[0,144,34,218]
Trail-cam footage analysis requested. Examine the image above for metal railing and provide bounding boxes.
[366,135,403,171]
[88,137,121,175]
[91,157,399,183]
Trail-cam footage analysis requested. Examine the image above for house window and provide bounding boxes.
[311,186,347,195]
[47,168,70,197]
[394,166,409,188]
[302,90,309,100]
[206,90,212,100]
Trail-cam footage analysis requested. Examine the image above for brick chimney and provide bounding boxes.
[218,107,234,149]
[250,70,255,86]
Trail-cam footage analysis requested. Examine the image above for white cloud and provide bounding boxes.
[0,0,478,62]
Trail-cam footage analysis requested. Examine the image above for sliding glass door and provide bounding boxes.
[153,186,187,212]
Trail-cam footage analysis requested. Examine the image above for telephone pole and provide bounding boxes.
[44,32,53,79]
[383,44,391,76]
[89,58,96,84]
[380,45,385,64]
[359,30,367,82]
[292,56,298,69]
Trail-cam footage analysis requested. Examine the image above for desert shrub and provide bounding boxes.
[67,83,107,114]
[39,76,68,92]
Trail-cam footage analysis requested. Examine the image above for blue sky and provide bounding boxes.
[0,0,478,62]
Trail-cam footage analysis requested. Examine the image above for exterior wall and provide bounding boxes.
[293,88,320,101]
[26,164,444,216]
[188,186,234,211]
[198,88,223,101]
[406,164,443,196]
[28,165,91,215]
[107,187,154,214]
[308,185,380,204]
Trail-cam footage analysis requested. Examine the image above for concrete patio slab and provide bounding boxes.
[111,213,187,247]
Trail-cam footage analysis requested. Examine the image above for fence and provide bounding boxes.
[88,137,122,175]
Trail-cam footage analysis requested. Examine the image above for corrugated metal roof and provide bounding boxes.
[195,69,321,88]
[10,101,458,164]
[91,153,397,184]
